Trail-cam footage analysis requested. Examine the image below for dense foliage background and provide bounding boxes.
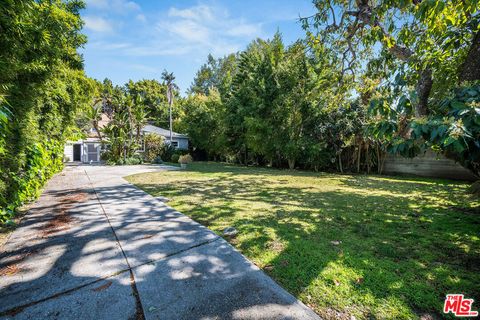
[0,0,94,224]
[177,1,480,179]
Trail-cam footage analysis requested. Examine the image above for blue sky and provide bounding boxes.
[80,0,316,93]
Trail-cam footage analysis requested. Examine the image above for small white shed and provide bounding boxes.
[64,138,102,163]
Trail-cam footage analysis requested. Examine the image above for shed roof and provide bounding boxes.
[142,124,188,139]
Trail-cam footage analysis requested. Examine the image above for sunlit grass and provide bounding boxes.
[127,162,480,320]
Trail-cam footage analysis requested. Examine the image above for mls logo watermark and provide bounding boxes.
[444,294,478,317]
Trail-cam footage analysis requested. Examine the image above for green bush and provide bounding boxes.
[143,133,165,162]
[161,144,177,162]
[124,156,142,165]
[1,140,65,224]
[0,1,94,225]
[171,154,180,163]
[106,159,116,166]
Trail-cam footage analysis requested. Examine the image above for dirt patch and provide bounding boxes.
[267,240,284,252]
[59,192,89,204]
[41,192,89,238]
[41,212,74,237]
[0,264,21,277]
[317,307,352,320]
[92,281,112,292]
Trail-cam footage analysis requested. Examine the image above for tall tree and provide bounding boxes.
[303,0,480,116]
[161,70,177,143]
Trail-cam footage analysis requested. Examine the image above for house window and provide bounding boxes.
[171,141,178,148]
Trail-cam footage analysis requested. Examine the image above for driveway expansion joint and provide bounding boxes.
[0,268,131,317]
[85,169,146,320]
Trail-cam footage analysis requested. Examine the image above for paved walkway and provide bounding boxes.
[0,164,319,319]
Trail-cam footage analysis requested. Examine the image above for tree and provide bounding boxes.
[0,0,94,222]
[86,104,103,142]
[132,97,149,144]
[303,0,480,179]
[126,79,171,127]
[161,70,178,143]
[180,90,227,159]
[189,53,238,97]
[303,0,480,116]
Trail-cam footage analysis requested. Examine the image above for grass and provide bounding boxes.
[126,162,480,320]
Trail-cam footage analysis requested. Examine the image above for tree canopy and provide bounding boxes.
[0,0,95,223]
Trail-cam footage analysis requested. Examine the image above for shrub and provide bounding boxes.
[161,144,177,162]
[143,133,164,163]
[125,157,141,165]
[171,154,180,163]
[124,154,143,165]
[106,159,116,166]
[178,154,193,164]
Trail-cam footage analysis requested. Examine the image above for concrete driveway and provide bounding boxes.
[0,164,320,319]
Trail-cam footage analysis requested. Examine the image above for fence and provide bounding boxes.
[383,150,477,181]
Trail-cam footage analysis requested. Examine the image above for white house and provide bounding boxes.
[64,123,189,163]
[142,124,189,150]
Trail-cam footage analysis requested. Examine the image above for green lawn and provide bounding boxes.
[126,162,480,320]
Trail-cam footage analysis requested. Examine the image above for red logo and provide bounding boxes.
[444,294,478,317]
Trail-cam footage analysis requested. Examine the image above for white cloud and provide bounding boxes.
[85,3,264,58]
[153,4,264,57]
[130,64,158,73]
[123,44,192,57]
[86,0,140,13]
[158,20,210,43]
[136,14,146,22]
[90,41,131,50]
[168,5,215,22]
[226,23,262,37]
[86,0,108,9]
[84,16,113,33]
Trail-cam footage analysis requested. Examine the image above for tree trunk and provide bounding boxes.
[380,152,386,175]
[459,29,480,82]
[365,143,370,174]
[288,159,295,170]
[415,68,432,117]
[357,142,362,173]
[338,153,343,173]
[376,144,381,174]
[376,144,386,174]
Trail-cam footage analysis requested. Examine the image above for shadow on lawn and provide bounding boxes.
[133,165,480,319]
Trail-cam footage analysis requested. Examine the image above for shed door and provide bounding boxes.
[86,143,98,162]
[73,144,81,161]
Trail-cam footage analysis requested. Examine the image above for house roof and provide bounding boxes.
[142,124,188,139]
